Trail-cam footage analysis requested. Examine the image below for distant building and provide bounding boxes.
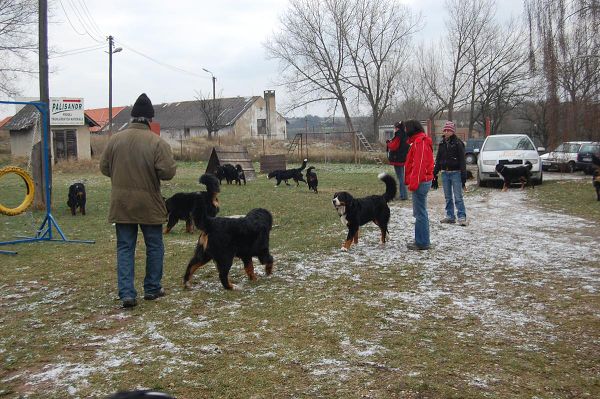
[105,91,287,147]
[4,104,98,161]
[85,106,126,133]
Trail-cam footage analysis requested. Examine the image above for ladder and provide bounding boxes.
[355,131,382,165]
[287,133,302,155]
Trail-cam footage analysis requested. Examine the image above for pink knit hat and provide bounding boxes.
[442,120,456,134]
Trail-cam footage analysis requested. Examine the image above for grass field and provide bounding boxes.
[0,162,598,398]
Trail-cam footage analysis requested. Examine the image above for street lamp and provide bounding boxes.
[202,68,216,101]
[108,35,122,136]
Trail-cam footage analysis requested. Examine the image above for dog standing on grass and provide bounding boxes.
[67,182,86,215]
[164,174,220,234]
[183,207,274,290]
[592,154,600,201]
[268,159,308,187]
[235,164,247,185]
[332,173,397,250]
[306,166,318,193]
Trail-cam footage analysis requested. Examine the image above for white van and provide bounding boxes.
[477,134,543,187]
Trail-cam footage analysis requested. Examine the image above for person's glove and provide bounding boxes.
[431,175,439,190]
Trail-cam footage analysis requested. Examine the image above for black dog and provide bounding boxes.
[164,174,220,234]
[495,161,533,191]
[332,173,397,251]
[183,208,274,290]
[67,183,86,215]
[235,164,247,185]
[215,164,239,185]
[306,166,318,193]
[268,159,308,186]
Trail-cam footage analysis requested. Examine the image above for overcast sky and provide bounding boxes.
[1,0,526,120]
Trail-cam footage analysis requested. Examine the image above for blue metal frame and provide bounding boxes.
[0,100,95,254]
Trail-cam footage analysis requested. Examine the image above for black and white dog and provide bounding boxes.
[67,183,86,215]
[332,173,396,251]
[495,161,533,191]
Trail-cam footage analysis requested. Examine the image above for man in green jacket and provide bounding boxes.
[100,93,177,308]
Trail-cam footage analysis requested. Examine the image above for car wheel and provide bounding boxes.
[533,173,543,186]
[465,154,476,165]
[566,161,575,173]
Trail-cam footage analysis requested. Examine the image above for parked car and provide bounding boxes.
[540,141,592,172]
[576,142,600,174]
[477,134,543,187]
[464,138,485,164]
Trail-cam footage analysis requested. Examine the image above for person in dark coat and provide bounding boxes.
[100,93,177,308]
[386,121,410,200]
[432,121,468,226]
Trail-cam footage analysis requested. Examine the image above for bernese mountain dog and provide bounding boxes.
[268,159,307,186]
[183,207,274,290]
[215,163,240,185]
[164,174,220,234]
[306,166,318,193]
[67,182,86,215]
[235,164,247,185]
[495,161,533,191]
[332,173,397,251]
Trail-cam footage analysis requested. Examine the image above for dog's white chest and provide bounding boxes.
[339,214,349,226]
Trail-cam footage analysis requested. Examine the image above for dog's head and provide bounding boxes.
[524,161,533,170]
[69,183,86,199]
[495,164,504,174]
[332,192,353,208]
[267,171,277,179]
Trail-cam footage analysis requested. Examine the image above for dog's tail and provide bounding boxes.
[298,159,308,172]
[306,166,315,175]
[378,173,397,203]
[199,173,220,194]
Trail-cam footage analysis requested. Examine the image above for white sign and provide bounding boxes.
[50,98,84,126]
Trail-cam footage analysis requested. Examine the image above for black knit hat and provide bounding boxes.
[131,93,154,118]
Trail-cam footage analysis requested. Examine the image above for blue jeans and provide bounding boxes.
[441,171,466,220]
[393,165,408,200]
[116,223,164,300]
[411,181,431,248]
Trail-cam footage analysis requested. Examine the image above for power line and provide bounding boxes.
[64,0,103,43]
[58,0,86,36]
[75,0,105,40]
[50,44,104,58]
[115,39,210,79]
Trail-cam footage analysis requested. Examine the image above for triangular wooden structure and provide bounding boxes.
[206,146,256,180]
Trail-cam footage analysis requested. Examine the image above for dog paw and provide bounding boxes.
[230,284,241,291]
[340,247,348,252]
[183,281,192,290]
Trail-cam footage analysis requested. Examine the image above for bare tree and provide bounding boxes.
[341,0,421,138]
[265,0,356,131]
[525,0,600,143]
[195,91,224,140]
[472,19,531,134]
[0,0,37,97]
[265,0,420,136]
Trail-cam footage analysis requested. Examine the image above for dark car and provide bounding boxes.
[464,138,485,164]
[576,142,600,174]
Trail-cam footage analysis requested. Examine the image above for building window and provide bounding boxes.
[257,119,266,135]
[53,129,78,161]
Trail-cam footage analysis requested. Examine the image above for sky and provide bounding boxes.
[1,0,526,120]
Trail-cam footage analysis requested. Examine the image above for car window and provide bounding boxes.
[483,136,535,151]
[563,144,581,153]
[554,143,564,152]
[580,144,600,153]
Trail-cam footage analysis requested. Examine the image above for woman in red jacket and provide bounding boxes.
[404,119,434,250]
[386,121,410,200]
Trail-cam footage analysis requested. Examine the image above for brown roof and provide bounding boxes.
[85,107,126,132]
[0,116,12,129]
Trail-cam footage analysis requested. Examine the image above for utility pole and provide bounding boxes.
[107,36,122,136]
[108,35,114,136]
[211,75,216,101]
[39,0,51,208]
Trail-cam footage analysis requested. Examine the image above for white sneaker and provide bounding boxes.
[458,218,469,226]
